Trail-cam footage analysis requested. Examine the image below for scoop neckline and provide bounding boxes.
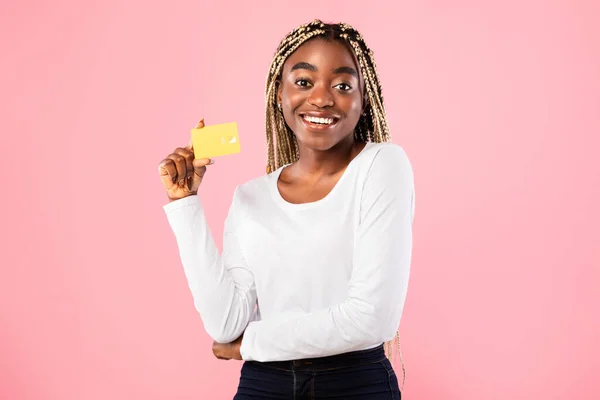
[269,142,375,210]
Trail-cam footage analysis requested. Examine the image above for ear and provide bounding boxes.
[361,93,369,114]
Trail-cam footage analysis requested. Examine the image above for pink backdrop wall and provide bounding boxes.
[2,0,599,398]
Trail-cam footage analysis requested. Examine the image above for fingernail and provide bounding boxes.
[208,159,214,165]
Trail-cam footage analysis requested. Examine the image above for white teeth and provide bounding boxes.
[303,115,334,125]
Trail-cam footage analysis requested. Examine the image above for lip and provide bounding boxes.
[298,111,340,131]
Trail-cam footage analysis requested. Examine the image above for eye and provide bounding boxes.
[335,83,352,91]
[294,78,312,88]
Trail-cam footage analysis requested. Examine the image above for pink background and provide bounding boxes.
[2,0,599,399]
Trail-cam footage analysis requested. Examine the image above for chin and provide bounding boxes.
[295,134,348,152]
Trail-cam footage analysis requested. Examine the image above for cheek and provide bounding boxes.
[339,95,363,121]
[282,87,304,107]
[282,89,305,124]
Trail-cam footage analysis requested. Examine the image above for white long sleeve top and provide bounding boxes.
[163,142,415,362]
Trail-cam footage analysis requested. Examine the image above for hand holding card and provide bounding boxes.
[157,119,216,201]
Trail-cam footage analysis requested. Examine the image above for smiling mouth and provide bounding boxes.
[301,114,339,126]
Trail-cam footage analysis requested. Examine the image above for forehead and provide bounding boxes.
[282,38,360,74]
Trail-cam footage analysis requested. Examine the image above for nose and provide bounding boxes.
[307,84,334,108]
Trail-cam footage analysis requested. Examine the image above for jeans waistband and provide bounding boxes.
[251,344,386,371]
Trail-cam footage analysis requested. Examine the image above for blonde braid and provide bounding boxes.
[263,20,406,390]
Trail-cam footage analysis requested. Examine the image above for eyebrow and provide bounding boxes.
[333,66,358,78]
[290,62,358,78]
[290,62,317,72]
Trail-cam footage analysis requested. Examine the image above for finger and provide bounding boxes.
[187,118,205,150]
[212,344,224,358]
[166,153,188,185]
[192,158,212,177]
[173,147,194,178]
[158,158,178,187]
[194,118,205,129]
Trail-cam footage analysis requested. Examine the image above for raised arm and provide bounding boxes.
[239,145,415,361]
[163,189,256,343]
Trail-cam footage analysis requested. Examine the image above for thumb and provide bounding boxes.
[192,158,213,174]
[189,158,211,191]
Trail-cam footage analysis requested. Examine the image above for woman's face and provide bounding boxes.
[277,38,365,151]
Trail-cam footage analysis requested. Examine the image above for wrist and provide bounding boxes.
[168,192,197,203]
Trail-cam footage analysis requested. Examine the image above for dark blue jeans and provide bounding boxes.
[233,344,401,399]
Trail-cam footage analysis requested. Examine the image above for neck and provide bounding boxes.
[294,136,364,177]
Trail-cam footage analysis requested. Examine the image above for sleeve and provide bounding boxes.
[163,188,256,343]
[240,145,415,361]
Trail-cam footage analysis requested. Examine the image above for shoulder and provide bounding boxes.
[358,142,414,179]
[224,172,275,224]
[231,170,275,206]
[357,142,415,217]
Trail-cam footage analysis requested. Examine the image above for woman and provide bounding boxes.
[158,20,415,399]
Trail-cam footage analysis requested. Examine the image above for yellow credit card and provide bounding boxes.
[191,122,241,159]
